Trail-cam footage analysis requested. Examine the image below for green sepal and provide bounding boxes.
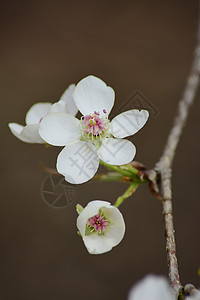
[76,204,84,214]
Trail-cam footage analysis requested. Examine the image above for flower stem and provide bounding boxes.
[114,182,139,208]
[39,162,63,176]
[99,160,139,178]
[93,172,124,182]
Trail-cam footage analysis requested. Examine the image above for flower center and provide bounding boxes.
[81,110,110,141]
[85,210,109,236]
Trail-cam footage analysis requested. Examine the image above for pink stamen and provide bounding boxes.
[82,111,106,136]
[88,213,108,232]
[103,109,107,114]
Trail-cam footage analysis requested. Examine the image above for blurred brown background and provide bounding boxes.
[1,0,200,299]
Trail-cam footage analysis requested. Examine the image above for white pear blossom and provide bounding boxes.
[8,84,78,143]
[128,275,176,300]
[128,275,200,300]
[76,200,125,254]
[39,75,149,184]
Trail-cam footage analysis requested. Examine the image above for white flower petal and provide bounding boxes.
[100,205,125,246]
[110,109,149,138]
[21,124,44,143]
[59,84,78,116]
[98,138,136,165]
[128,275,175,300]
[188,293,200,300]
[73,75,115,116]
[39,113,81,146]
[49,101,67,113]
[25,102,52,125]
[77,200,125,254]
[56,141,99,184]
[82,234,113,254]
[8,123,34,143]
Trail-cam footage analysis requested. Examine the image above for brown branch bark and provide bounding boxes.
[155,5,200,295]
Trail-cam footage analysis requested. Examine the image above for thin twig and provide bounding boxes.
[155,5,200,295]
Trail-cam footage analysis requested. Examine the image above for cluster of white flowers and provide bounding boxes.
[9,75,149,184]
[9,75,200,297]
[9,75,149,254]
